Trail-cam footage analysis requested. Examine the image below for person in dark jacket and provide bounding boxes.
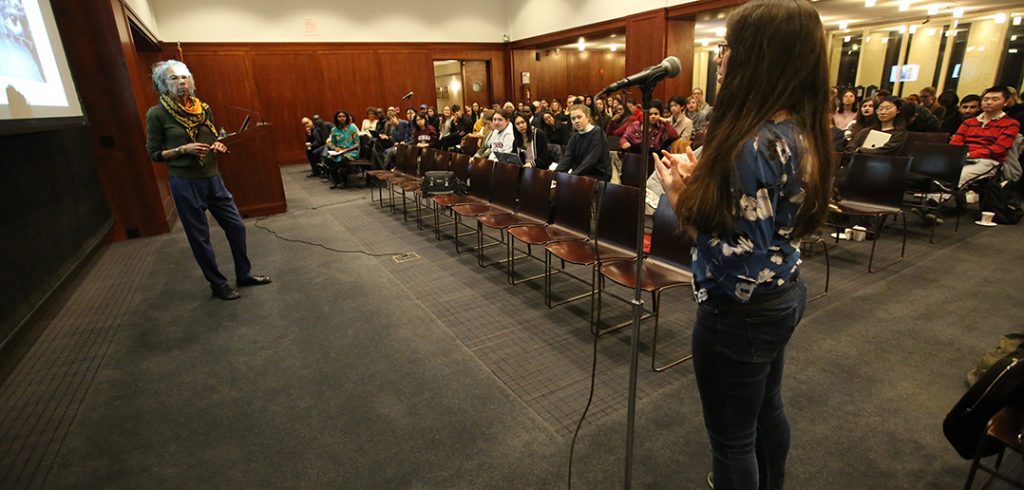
[555,105,610,181]
[941,94,980,136]
[381,112,414,169]
[513,114,552,168]
[303,115,333,177]
[540,112,571,146]
[846,96,907,156]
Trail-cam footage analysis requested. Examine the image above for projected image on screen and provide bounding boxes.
[0,0,82,125]
[0,0,46,82]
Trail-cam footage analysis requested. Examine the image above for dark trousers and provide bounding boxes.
[169,175,252,289]
[306,149,320,175]
[692,276,807,490]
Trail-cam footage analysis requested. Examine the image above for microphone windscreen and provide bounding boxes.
[662,56,682,77]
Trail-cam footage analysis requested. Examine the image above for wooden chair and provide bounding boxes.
[476,167,555,268]
[431,153,472,240]
[450,162,521,255]
[963,405,1024,490]
[827,154,911,273]
[401,150,452,229]
[507,173,597,286]
[544,182,638,331]
[619,152,655,189]
[901,131,950,154]
[597,195,694,369]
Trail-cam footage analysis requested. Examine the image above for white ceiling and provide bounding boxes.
[694,0,1024,46]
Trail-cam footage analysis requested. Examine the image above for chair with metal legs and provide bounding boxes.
[597,195,694,371]
[544,182,639,334]
[430,153,474,240]
[827,153,911,273]
[506,172,598,286]
[450,162,521,255]
[476,166,555,268]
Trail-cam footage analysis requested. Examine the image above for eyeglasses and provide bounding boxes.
[717,43,730,55]
[166,74,192,82]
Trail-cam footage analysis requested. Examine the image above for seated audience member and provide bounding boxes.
[325,111,360,189]
[474,109,497,159]
[591,98,611,132]
[303,115,333,177]
[412,113,438,149]
[556,105,611,181]
[606,102,629,135]
[502,101,516,114]
[904,101,941,132]
[513,114,552,168]
[620,101,679,153]
[609,99,643,137]
[919,86,945,120]
[436,106,458,150]
[452,105,475,148]
[487,110,516,161]
[684,96,708,133]
[474,109,494,134]
[583,95,593,107]
[941,94,981,136]
[381,112,413,169]
[470,102,481,120]
[1005,86,1024,127]
[541,112,571,146]
[692,87,712,115]
[667,95,694,142]
[904,94,920,105]
[405,107,417,124]
[833,88,858,132]
[361,107,382,135]
[829,119,846,152]
[848,98,877,139]
[426,106,439,130]
[846,96,907,156]
[951,86,1022,186]
[551,100,570,125]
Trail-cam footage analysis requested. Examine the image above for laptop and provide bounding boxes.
[494,151,523,165]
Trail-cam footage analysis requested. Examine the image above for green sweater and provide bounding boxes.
[145,104,220,178]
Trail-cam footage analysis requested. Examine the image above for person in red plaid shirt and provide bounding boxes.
[951,86,1021,186]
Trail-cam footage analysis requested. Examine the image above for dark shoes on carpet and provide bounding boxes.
[211,283,241,301]
[237,275,272,287]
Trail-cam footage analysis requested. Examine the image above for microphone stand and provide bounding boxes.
[623,76,663,490]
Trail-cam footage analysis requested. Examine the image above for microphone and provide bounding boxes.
[596,56,681,96]
[226,104,264,125]
[401,91,414,100]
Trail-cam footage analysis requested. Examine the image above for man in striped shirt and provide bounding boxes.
[952,86,1021,186]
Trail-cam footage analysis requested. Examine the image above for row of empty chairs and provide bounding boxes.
[368,144,694,372]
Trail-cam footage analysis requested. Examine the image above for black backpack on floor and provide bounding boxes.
[980,179,1024,224]
[943,346,1024,459]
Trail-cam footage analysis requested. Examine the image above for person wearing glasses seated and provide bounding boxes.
[412,113,438,149]
[145,60,271,301]
[620,100,679,153]
[845,96,907,156]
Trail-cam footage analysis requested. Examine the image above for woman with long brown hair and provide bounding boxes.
[655,1,833,487]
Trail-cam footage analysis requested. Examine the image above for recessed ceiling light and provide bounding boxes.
[898,0,910,12]
[909,25,917,34]
[952,8,964,18]
[995,13,1007,24]
[610,34,616,38]
[838,21,849,30]
[928,5,940,16]
[844,36,851,42]
[865,0,876,7]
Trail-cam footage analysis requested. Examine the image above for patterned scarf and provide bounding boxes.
[159,94,217,142]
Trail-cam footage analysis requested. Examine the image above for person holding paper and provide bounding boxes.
[325,111,360,189]
[145,60,271,301]
[845,96,907,156]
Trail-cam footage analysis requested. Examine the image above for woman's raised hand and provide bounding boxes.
[654,146,697,200]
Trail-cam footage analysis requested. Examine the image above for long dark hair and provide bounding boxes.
[675,0,833,239]
[873,96,906,130]
[836,88,858,114]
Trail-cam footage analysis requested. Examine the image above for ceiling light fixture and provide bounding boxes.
[898,0,910,12]
[715,27,727,37]
[844,36,851,42]
[1014,16,1022,26]
[927,5,939,16]
[952,8,964,18]
[995,13,1007,24]
[909,25,917,34]
[838,21,849,30]
[865,0,876,7]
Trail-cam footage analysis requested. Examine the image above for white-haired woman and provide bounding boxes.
[144,60,271,300]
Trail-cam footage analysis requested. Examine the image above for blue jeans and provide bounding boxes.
[692,275,807,490]
[169,175,252,289]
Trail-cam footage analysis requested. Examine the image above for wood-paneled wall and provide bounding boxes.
[511,49,626,102]
[159,43,510,165]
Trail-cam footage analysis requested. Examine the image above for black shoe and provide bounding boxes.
[237,275,272,287]
[212,284,241,300]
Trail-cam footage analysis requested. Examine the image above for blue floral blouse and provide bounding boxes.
[692,120,805,304]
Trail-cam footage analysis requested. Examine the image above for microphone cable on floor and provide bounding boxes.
[253,196,411,258]
[567,327,600,489]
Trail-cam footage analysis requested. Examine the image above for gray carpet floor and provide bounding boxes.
[4,165,1023,489]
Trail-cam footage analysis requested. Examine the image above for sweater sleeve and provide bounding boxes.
[556,134,576,173]
[145,108,167,162]
[572,131,608,177]
[949,122,968,146]
[974,120,1021,161]
[859,130,906,155]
